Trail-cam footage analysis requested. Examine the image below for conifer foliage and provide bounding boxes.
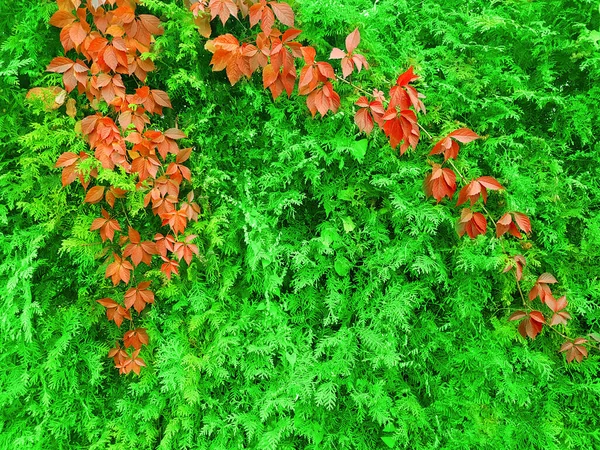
[1,0,600,448]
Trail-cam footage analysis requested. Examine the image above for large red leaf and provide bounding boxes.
[124,281,155,313]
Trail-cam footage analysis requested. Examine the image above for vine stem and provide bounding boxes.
[417,122,433,140]
[120,201,134,228]
[335,75,372,97]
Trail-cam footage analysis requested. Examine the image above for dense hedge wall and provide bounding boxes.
[1,0,599,448]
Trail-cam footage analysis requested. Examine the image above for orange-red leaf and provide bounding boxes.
[47,56,74,73]
[123,327,150,349]
[209,0,238,25]
[97,297,131,327]
[513,212,532,234]
[560,338,588,363]
[457,177,504,206]
[424,164,456,203]
[448,128,480,143]
[516,310,545,339]
[160,256,180,279]
[105,253,133,286]
[269,2,294,27]
[123,227,157,266]
[84,186,105,204]
[124,281,155,313]
[457,208,487,239]
[116,348,146,375]
[345,28,361,53]
[90,208,121,242]
[162,209,188,235]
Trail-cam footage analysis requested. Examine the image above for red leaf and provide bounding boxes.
[105,253,133,286]
[124,281,155,314]
[424,164,456,203]
[47,56,74,73]
[123,227,157,266]
[269,2,294,27]
[55,151,79,168]
[116,348,146,375]
[508,310,527,321]
[105,186,127,208]
[90,208,121,242]
[173,237,199,265]
[50,10,76,28]
[396,66,419,87]
[550,311,571,326]
[154,233,176,256]
[448,128,480,143]
[263,64,278,88]
[209,0,238,25]
[513,212,531,234]
[516,311,545,339]
[84,186,105,204]
[164,128,186,140]
[354,108,374,135]
[306,82,340,117]
[457,177,503,206]
[477,176,504,191]
[345,28,361,53]
[560,338,588,363]
[97,298,131,327]
[123,327,150,349]
[160,256,180,279]
[537,273,558,284]
[162,209,188,235]
[329,48,346,59]
[151,90,172,108]
[457,208,487,239]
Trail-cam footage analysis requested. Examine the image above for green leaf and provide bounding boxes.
[381,436,396,448]
[334,256,351,276]
[350,139,368,161]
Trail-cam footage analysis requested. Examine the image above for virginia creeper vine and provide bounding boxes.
[41,0,598,375]
[46,0,200,375]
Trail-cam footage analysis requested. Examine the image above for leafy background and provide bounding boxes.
[1,0,599,448]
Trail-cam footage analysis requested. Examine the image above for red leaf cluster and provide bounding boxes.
[560,338,588,363]
[430,128,479,161]
[496,212,531,238]
[529,273,558,303]
[329,28,369,78]
[457,208,487,239]
[46,0,202,375]
[509,310,545,339]
[457,176,504,206]
[424,164,456,203]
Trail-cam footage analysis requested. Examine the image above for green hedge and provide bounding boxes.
[0,0,599,448]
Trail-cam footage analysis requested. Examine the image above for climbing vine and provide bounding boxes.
[40,0,597,375]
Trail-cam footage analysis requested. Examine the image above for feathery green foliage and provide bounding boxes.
[1,0,599,448]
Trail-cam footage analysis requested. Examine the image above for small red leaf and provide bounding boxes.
[345,28,361,53]
[538,273,558,284]
[448,128,480,143]
[269,2,294,27]
[84,186,105,204]
[329,48,346,59]
[513,212,531,234]
[509,311,527,321]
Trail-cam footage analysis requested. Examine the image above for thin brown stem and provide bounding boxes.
[121,201,133,228]
[417,122,433,141]
[335,75,372,97]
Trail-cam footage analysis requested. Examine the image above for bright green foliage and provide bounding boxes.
[1,0,600,449]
